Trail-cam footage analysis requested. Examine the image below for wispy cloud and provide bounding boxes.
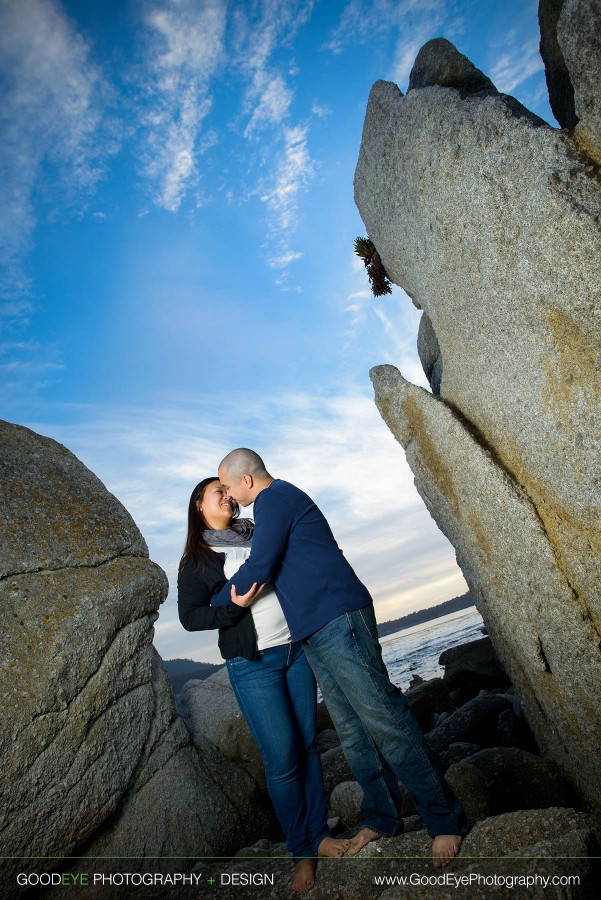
[0,0,112,305]
[231,0,317,278]
[136,0,317,273]
[138,0,227,212]
[244,72,293,139]
[0,340,65,406]
[489,36,544,94]
[234,0,315,134]
[324,0,463,89]
[341,256,429,388]
[260,125,314,270]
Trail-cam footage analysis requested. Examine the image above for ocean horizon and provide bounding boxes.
[380,605,485,691]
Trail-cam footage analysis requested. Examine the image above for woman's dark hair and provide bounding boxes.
[178,477,240,574]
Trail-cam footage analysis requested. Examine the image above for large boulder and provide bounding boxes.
[354,23,601,809]
[439,637,510,697]
[445,747,574,817]
[404,676,454,731]
[179,667,266,788]
[0,421,257,893]
[426,693,513,754]
[539,0,601,159]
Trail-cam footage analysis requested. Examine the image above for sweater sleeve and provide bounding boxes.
[178,559,249,631]
[211,488,292,606]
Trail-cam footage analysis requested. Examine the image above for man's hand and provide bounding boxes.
[230,582,267,607]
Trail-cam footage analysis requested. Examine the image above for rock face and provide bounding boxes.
[180,668,266,788]
[0,421,256,892]
[539,0,601,159]
[354,18,601,810]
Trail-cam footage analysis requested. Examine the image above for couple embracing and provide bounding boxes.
[178,449,465,894]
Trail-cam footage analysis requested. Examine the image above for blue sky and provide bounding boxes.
[1,0,554,663]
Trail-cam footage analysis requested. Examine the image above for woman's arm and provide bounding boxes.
[178,560,249,632]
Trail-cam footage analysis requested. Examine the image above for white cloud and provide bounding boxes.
[244,72,293,138]
[311,102,330,119]
[324,0,466,90]
[229,1,317,277]
[340,255,429,389]
[234,0,315,134]
[0,0,112,303]
[259,123,315,275]
[326,0,443,52]
[489,37,544,94]
[33,383,465,662]
[139,0,227,211]
[261,125,314,240]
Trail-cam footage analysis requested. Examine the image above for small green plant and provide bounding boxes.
[354,236,392,297]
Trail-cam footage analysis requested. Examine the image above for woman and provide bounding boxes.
[178,477,348,893]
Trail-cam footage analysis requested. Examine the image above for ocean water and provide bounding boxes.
[380,606,485,691]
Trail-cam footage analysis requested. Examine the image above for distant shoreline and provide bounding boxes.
[376,592,475,638]
[164,592,476,694]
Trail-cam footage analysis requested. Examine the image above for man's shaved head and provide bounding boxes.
[219,448,270,481]
[218,449,272,507]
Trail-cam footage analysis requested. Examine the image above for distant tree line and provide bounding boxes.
[163,593,475,694]
[163,658,223,695]
[376,592,474,638]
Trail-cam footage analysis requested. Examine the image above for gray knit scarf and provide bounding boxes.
[203,517,254,547]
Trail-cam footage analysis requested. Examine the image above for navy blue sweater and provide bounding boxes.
[211,479,372,641]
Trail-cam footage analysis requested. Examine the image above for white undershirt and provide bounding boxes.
[211,544,291,651]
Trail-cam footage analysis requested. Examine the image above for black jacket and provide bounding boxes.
[177,552,259,660]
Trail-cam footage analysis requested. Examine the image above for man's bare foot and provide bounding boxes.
[292,859,316,893]
[347,827,381,856]
[317,836,350,857]
[432,834,462,868]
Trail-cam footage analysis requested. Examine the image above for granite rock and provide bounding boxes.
[439,637,509,691]
[0,421,256,893]
[538,0,578,128]
[542,0,601,159]
[329,781,364,827]
[404,676,454,731]
[438,741,482,770]
[408,37,496,96]
[180,668,266,789]
[355,25,601,808]
[205,808,598,900]
[449,747,574,814]
[426,692,512,754]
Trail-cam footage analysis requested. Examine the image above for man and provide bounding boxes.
[211,448,466,866]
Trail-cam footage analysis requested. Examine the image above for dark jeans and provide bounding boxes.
[302,606,466,838]
[226,641,329,862]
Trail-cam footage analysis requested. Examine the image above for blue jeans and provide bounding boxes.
[302,606,466,839]
[226,641,330,862]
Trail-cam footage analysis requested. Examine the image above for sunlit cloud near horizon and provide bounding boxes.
[1,0,553,663]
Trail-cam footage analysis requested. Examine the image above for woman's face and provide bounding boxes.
[198,480,235,527]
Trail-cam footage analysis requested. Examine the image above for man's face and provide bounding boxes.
[218,466,253,507]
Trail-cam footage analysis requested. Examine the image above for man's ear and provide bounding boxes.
[243,473,253,488]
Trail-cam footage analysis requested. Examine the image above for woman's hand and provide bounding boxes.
[230,582,258,607]
[230,582,268,607]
